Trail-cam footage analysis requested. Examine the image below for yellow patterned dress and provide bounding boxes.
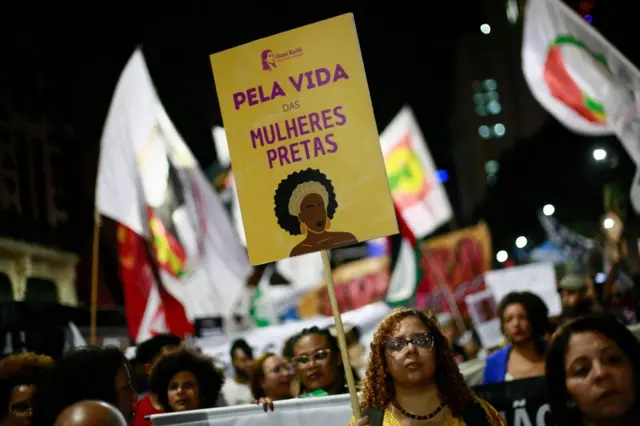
[349,398,505,426]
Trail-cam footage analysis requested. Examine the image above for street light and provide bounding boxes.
[593,148,607,161]
[543,204,555,216]
[515,236,528,249]
[480,24,491,34]
[496,250,508,263]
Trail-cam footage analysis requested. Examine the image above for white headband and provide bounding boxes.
[288,181,329,216]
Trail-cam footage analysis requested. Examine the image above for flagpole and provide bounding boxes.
[419,248,466,336]
[320,250,361,420]
[90,211,102,345]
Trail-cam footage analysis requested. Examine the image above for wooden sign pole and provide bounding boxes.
[90,212,102,345]
[321,250,361,420]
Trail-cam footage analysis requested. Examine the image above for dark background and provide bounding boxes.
[1,0,639,306]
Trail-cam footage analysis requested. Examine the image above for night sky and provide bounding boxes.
[2,1,640,277]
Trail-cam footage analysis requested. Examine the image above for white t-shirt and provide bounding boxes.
[221,379,253,406]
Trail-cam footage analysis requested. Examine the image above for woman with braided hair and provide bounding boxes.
[352,308,504,426]
[274,168,357,257]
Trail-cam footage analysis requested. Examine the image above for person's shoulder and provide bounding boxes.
[134,394,158,415]
[133,396,160,426]
[474,398,505,426]
[485,345,510,362]
[221,378,242,395]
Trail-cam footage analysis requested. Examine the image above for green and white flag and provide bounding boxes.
[522,0,640,164]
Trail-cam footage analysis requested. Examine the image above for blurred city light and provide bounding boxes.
[593,148,607,161]
[435,170,449,183]
[515,236,528,249]
[543,204,555,216]
[485,160,499,174]
[496,250,508,263]
[506,0,519,23]
[603,218,615,229]
[480,24,491,34]
[493,123,506,137]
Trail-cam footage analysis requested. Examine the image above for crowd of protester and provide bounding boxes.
[0,272,638,425]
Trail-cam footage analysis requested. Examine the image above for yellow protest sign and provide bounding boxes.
[210,14,397,265]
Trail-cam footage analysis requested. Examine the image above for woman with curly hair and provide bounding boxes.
[274,168,357,256]
[483,291,550,384]
[0,353,53,426]
[149,348,224,413]
[353,308,503,426]
[546,314,640,426]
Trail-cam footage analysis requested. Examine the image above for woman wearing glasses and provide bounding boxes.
[250,353,294,403]
[291,327,354,397]
[353,309,504,426]
[255,327,356,411]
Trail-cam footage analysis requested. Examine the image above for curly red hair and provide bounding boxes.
[360,308,476,416]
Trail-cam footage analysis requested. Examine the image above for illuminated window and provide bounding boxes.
[493,123,506,137]
[487,101,501,115]
[473,79,501,119]
[483,79,497,91]
[485,160,499,174]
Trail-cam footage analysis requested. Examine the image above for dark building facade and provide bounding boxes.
[451,0,547,223]
[0,47,75,251]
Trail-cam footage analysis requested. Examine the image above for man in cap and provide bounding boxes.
[54,401,127,426]
[559,274,597,320]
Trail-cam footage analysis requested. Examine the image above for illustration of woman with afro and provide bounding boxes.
[274,168,357,257]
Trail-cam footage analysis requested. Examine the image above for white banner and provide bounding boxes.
[151,394,351,426]
[485,262,562,317]
[465,290,502,350]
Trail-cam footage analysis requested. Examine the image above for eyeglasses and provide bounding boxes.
[384,333,434,352]
[269,363,293,375]
[292,349,332,366]
[9,401,32,415]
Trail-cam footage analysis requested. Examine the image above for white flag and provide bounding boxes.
[379,106,452,238]
[96,49,251,341]
[522,0,640,164]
